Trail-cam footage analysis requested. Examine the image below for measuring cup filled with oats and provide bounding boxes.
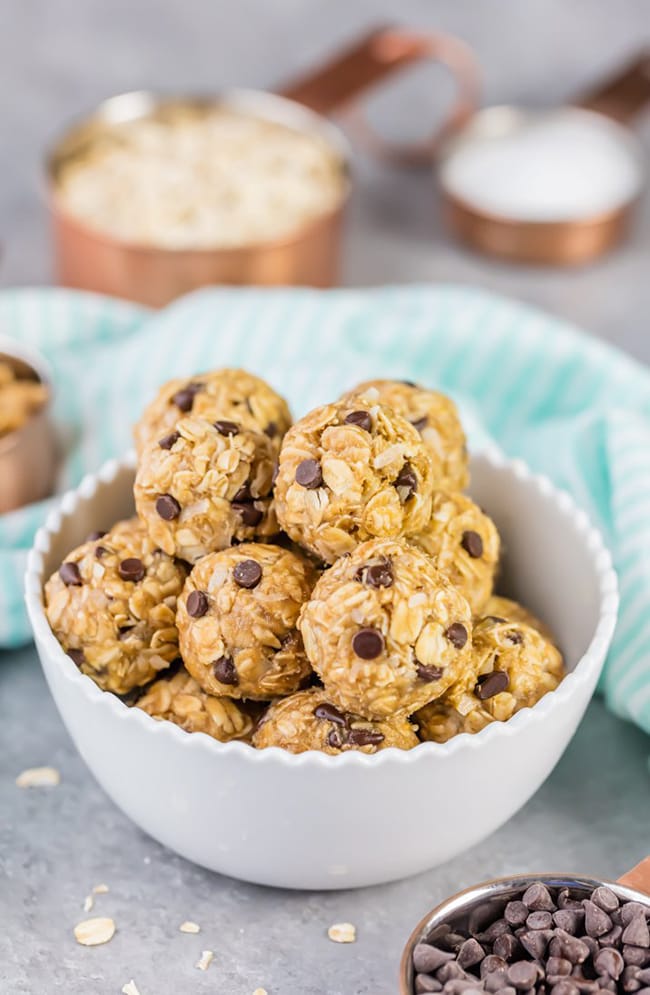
[46,27,478,306]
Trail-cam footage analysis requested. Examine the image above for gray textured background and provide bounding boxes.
[2,2,650,993]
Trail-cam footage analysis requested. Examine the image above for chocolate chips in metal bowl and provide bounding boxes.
[403,875,650,995]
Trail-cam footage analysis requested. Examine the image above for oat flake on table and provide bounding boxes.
[327,922,356,943]
[73,916,116,946]
[122,982,141,995]
[179,920,201,933]
[195,949,214,971]
[15,766,60,788]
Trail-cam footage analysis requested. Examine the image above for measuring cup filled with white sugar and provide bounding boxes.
[437,54,650,264]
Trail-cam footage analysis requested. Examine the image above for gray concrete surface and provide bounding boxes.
[1,2,650,993]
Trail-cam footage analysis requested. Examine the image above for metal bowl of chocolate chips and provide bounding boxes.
[400,858,650,995]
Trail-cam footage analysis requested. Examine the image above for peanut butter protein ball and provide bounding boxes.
[178,543,317,700]
[416,616,564,743]
[135,667,257,743]
[134,416,277,562]
[410,491,500,614]
[342,378,468,492]
[134,368,291,455]
[299,539,473,719]
[253,688,419,754]
[274,398,434,563]
[44,518,186,694]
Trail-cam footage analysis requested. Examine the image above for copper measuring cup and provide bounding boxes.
[46,27,479,306]
[437,54,650,265]
[399,857,650,994]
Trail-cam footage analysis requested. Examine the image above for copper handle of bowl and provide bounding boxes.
[280,26,480,164]
[618,856,650,895]
[578,51,650,122]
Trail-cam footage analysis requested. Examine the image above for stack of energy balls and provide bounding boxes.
[44,370,564,754]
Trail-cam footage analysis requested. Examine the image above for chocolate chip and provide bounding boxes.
[595,948,624,980]
[445,622,468,649]
[480,920,512,943]
[437,961,467,983]
[95,545,108,558]
[326,728,343,749]
[86,530,106,542]
[547,958,574,981]
[355,558,394,589]
[481,956,509,978]
[600,925,623,948]
[59,561,82,586]
[585,901,613,938]
[528,911,553,930]
[158,431,179,450]
[411,416,428,432]
[213,656,238,686]
[475,671,509,700]
[520,929,554,961]
[233,483,252,502]
[559,891,586,912]
[265,421,278,439]
[550,983,580,995]
[505,902,529,928]
[172,382,203,412]
[187,590,208,618]
[413,945,456,974]
[494,933,520,962]
[415,975,442,993]
[416,663,443,682]
[233,559,262,589]
[346,728,385,747]
[461,530,484,558]
[214,419,239,436]
[314,702,347,726]
[457,939,485,969]
[68,648,85,668]
[554,910,585,935]
[507,962,539,989]
[593,889,620,914]
[233,502,263,527]
[549,931,590,964]
[625,947,650,967]
[118,558,145,583]
[295,459,323,489]
[352,627,385,659]
[155,494,181,520]
[507,630,524,645]
[621,905,650,926]
[394,462,418,499]
[344,410,372,432]
[623,917,650,948]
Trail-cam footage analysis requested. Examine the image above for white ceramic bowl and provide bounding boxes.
[25,450,618,890]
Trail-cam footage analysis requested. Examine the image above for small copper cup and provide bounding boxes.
[46,27,479,306]
[399,857,650,994]
[0,338,57,514]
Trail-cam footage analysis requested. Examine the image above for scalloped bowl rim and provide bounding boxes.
[25,448,619,770]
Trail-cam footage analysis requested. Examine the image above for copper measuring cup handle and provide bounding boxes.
[280,25,480,164]
[577,51,650,122]
[618,855,650,895]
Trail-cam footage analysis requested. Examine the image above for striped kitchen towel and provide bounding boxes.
[1,284,649,734]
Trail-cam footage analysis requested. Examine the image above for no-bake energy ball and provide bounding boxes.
[299,539,473,719]
[253,688,419,754]
[416,616,564,743]
[135,667,257,742]
[134,368,291,456]
[134,416,277,563]
[274,398,434,563]
[178,543,317,700]
[342,379,468,492]
[44,518,186,695]
[409,491,500,615]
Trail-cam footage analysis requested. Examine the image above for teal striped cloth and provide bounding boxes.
[2,285,649,735]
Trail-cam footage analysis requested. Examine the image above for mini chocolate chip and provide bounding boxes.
[213,656,238,686]
[172,382,202,412]
[484,972,509,993]
[344,409,372,432]
[621,904,650,926]
[68,649,85,668]
[481,956,509,978]
[94,545,108,558]
[559,890,586,912]
[355,559,394,589]
[187,590,209,618]
[624,947,650,967]
[475,671,509,699]
[158,431,179,450]
[416,663,443,682]
[411,415,428,432]
[548,957,574,980]
[461,530,484,558]
[295,459,323,489]
[507,629,524,645]
[437,961,466,983]
[585,901,613,938]
[327,728,343,749]
[352,627,385,659]
[507,962,539,990]
[623,917,650,948]
[346,728,385,747]
[401,379,417,387]
[479,919,511,943]
[394,462,417,499]
[265,421,278,439]
[457,938,485,969]
[593,888,620,914]
[232,483,252,502]
[214,419,239,436]
[413,945,456,974]
[505,901,529,927]
[595,948,625,980]
[528,910,554,930]
[520,929,554,960]
[86,530,106,542]
[59,561,82,586]
[314,703,347,726]
[118,558,145,583]
[550,982,580,995]
[414,975,442,993]
[233,502,263,527]
[445,622,468,649]
[554,910,585,935]
[155,494,181,521]
[494,933,520,962]
[232,559,262,589]
[600,925,623,948]
[549,931,590,964]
